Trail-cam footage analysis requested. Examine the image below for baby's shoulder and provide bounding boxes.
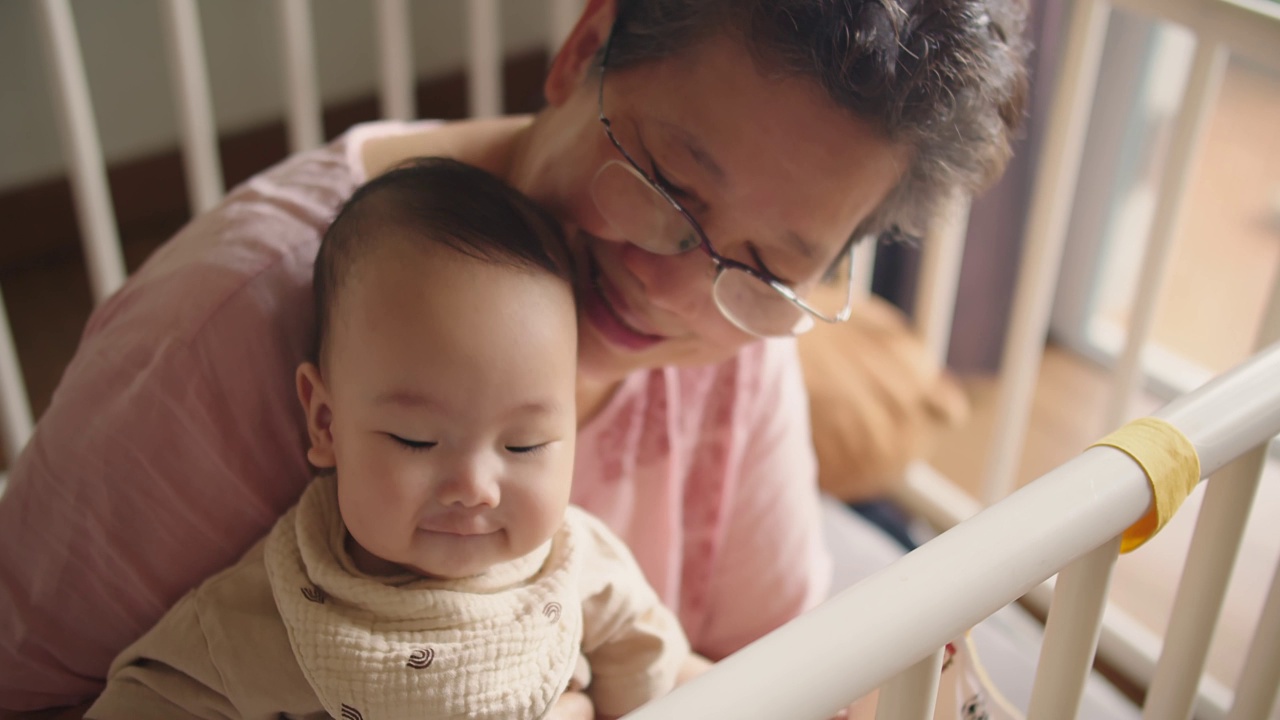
[186,539,280,628]
[560,507,649,589]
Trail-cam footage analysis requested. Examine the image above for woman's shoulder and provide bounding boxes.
[352,115,531,183]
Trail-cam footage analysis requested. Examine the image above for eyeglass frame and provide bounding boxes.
[593,24,859,336]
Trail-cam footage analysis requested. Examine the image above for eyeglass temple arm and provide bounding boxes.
[776,251,858,325]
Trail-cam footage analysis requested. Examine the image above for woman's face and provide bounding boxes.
[515,7,909,388]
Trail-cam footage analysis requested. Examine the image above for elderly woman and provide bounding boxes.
[0,0,1027,717]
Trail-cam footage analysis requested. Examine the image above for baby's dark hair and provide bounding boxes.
[312,157,570,364]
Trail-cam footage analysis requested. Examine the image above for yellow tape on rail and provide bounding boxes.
[1089,417,1201,553]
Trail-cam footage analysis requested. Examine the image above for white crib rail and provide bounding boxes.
[159,0,224,215]
[875,649,945,720]
[467,0,503,118]
[1102,37,1228,432]
[1228,559,1280,720]
[374,0,415,121]
[981,0,1111,506]
[913,191,970,364]
[274,0,324,153]
[623,341,1280,719]
[0,293,33,468]
[33,0,128,304]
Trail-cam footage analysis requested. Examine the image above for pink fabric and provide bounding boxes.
[0,121,831,711]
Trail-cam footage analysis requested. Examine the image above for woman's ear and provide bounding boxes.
[297,362,337,470]
[544,0,616,107]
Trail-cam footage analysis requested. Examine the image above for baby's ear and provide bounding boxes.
[296,362,337,469]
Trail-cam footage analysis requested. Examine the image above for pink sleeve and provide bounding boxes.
[694,338,833,660]
[0,140,356,711]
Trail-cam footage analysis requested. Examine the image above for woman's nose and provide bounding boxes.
[619,242,717,320]
[436,458,500,509]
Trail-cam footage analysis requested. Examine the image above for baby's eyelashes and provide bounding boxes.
[505,441,552,455]
[386,433,438,452]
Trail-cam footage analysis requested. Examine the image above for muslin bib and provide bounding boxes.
[265,477,582,720]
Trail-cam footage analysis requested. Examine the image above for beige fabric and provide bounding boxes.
[265,477,581,720]
[87,477,687,720]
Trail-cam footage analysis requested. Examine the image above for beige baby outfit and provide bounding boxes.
[88,476,688,720]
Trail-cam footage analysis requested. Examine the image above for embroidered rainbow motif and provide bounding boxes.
[340,703,363,720]
[543,602,562,623]
[407,647,435,669]
[301,585,327,604]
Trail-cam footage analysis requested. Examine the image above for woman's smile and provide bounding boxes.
[582,249,667,352]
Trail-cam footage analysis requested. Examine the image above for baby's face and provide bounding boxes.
[303,236,578,579]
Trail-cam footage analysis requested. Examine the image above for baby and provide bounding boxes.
[88,158,690,720]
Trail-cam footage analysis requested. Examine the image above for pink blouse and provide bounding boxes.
[0,121,831,711]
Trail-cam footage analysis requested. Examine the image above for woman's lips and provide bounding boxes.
[583,255,665,352]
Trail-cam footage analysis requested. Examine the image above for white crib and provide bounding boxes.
[2,1,1279,719]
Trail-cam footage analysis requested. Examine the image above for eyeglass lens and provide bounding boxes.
[591,159,848,337]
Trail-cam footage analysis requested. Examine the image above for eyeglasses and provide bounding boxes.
[589,30,858,338]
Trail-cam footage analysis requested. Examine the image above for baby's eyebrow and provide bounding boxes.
[501,401,563,420]
[376,390,444,410]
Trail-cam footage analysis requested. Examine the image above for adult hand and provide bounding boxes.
[798,294,969,503]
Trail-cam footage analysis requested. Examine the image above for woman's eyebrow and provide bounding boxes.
[657,122,818,265]
[659,121,726,185]
[782,230,817,262]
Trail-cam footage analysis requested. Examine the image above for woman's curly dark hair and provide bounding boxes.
[604,0,1030,244]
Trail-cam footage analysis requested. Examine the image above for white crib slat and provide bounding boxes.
[981,0,1111,505]
[1141,446,1267,720]
[34,0,128,304]
[159,0,225,215]
[1022,572,1235,720]
[1147,240,1280,720]
[0,291,33,466]
[1226,559,1280,720]
[548,0,582,51]
[1103,40,1228,432]
[374,0,415,121]
[467,0,503,118]
[275,0,324,153]
[874,648,944,720]
[1026,537,1121,720]
[914,192,970,363]
[852,235,878,300]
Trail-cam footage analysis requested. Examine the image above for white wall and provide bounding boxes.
[0,0,561,192]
